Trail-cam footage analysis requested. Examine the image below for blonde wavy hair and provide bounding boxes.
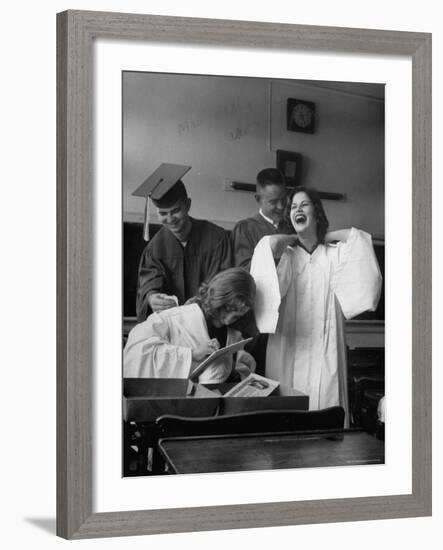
[193,267,256,321]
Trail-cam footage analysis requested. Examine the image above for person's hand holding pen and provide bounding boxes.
[192,338,220,362]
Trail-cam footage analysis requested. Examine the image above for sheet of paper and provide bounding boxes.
[250,236,281,333]
[190,337,253,380]
[166,294,179,306]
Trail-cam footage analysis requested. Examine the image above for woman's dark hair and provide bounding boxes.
[289,186,329,243]
[196,267,256,321]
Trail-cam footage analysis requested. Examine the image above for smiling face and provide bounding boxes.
[290,191,317,235]
[157,198,192,241]
[256,184,288,224]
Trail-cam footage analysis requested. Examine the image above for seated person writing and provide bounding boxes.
[124,268,256,383]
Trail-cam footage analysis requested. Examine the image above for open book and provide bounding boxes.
[189,337,253,381]
[223,373,280,398]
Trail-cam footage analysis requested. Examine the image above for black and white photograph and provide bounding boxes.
[122,71,385,477]
[4,0,439,547]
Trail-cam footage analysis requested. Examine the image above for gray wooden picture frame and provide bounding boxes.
[56,9,432,539]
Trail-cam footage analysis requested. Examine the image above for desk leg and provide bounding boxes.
[151,447,166,475]
[123,421,147,475]
[124,422,168,475]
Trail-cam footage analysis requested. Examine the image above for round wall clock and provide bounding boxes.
[287,98,315,134]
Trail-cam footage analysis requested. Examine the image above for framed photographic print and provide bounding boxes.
[57,10,431,539]
[276,149,302,186]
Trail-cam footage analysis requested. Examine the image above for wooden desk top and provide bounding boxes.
[158,430,385,474]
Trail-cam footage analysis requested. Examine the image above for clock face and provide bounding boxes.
[292,103,312,128]
[287,99,315,133]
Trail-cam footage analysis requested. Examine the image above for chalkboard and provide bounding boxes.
[123,222,161,317]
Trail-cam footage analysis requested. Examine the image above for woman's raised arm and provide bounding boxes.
[268,234,298,259]
[324,229,352,243]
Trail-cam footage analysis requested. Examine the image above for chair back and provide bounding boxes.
[155,406,345,439]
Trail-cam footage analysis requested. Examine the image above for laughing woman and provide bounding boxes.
[250,187,382,421]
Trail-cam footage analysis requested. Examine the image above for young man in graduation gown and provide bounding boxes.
[231,168,295,271]
[134,164,232,322]
[230,168,295,374]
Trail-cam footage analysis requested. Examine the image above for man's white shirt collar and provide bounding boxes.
[259,209,278,229]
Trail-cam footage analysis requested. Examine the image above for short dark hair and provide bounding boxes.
[256,168,286,189]
[152,180,188,208]
[197,268,256,321]
[290,186,329,243]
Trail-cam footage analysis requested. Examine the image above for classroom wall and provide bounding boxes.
[123,73,385,235]
[270,81,385,235]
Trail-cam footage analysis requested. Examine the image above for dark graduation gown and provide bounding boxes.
[136,218,232,322]
[231,213,295,270]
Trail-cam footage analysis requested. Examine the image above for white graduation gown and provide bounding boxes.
[251,228,382,416]
[123,303,234,383]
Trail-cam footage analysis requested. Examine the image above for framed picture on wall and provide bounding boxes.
[57,10,431,540]
[287,98,315,133]
[276,149,302,187]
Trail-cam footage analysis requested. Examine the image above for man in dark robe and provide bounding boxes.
[231,168,294,270]
[135,173,231,322]
[231,168,295,374]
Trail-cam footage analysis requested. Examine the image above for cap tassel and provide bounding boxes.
[143,196,150,241]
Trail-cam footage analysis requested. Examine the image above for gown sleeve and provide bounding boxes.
[123,314,193,379]
[205,229,232,280]
[276,248,294,299]
[231,221,256,270]
[250,237,293,333]
[330,227,383,319]
[136,245,166,322]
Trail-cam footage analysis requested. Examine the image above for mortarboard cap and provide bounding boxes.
[133,163,191,207]
[132,163,191,241]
